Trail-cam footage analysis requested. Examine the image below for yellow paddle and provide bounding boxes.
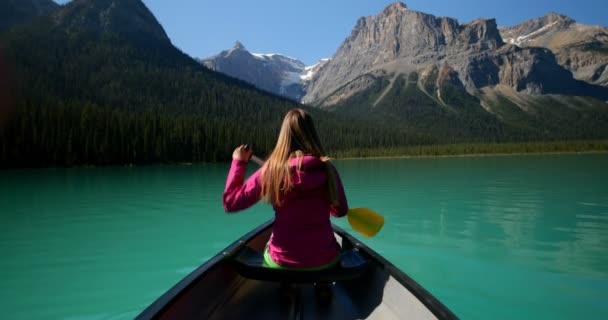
[245,148,385,238]
[347,208,384,238]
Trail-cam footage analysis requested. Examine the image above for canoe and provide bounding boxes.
[137,220,458,319]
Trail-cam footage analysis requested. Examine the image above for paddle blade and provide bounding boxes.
[347,208,385,238]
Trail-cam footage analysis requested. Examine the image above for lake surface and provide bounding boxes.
[1,154,607,319]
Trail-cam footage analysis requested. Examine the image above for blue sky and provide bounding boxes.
[54,0,607,65]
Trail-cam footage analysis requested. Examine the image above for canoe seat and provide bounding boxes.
[230,246,370,283]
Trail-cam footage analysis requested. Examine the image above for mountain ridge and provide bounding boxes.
[302,3,608,105]
[200,42,329,101]
[300,2,608,141]
[197,3,608,105]
[499,12,608,87]
[53,0,171,45]
[179,2,608,143]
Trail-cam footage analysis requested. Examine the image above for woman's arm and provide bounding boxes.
[222,145,261,213]
[223,160,262,213]
[329,165,349,217]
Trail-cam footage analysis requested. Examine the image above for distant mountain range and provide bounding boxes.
[204,4,608,102]
[203,2,608,140]
[200,42,329,101]
[499,13,608,87]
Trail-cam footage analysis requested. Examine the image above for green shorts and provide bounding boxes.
[263,244,340,271]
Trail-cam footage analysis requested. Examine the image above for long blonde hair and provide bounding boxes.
[261,109,338,207]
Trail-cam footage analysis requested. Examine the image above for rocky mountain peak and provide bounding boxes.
[302,3,509,104]
[381,2,408,16]
[202,44,326,101]
[499,12,575,47]
[224,41,251,58]
[542,12,575,26]
[499,12,607,87]
[233,41,246,51]
[54,0,170,44]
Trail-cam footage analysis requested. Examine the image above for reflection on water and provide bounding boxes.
[1,154,607,320]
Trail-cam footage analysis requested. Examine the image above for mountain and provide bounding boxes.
[201,42,329,101]
[301,2,608,141]
[53,0,171,45]
[0,0,423,167]
[303,2,502,104]
[0,0,58,32]
[300,58,331,95]
[499,13,608,87]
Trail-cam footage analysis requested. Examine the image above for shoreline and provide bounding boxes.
[336,150,608,161]
[332,140,608,161]
[3,141,607,169]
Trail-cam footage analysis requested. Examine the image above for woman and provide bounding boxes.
[223,108,348,270]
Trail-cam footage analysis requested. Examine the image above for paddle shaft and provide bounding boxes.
[250,155,264,166]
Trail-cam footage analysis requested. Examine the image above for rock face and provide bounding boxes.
[0,0,59,32]
[499,13,575,47]
[201,42,328,101]
[54,0,171,45]
[499,13,608,87]
[303,2,506,104]
[199,2,607,109]
[303,2,608,106]
[298,2,608,141]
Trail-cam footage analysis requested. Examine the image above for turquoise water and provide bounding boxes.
[1,154,607,319]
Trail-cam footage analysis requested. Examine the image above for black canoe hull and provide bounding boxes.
[137,220,458,320]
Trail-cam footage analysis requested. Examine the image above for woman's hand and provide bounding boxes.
[232,145,253,162]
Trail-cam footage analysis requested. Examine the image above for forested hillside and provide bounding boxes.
[327,72,608,142]
[0,0,428,167]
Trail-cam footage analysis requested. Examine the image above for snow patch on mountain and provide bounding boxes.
[301,58,330,81]
[504,21,559,46]
[201,42,329,101]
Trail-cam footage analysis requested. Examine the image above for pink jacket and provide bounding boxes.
[223,156,348,268]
